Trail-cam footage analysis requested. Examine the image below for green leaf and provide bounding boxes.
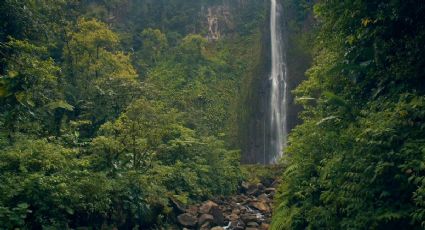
[0,86,7,97]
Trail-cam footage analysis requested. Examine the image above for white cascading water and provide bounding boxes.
[269,0,288,163]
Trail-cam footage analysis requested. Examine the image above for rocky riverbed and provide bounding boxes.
[172,181,278,230]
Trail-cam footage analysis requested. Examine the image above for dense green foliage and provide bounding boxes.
[0,0,267,228]
[4,0,423,229]
[272,0,425,229]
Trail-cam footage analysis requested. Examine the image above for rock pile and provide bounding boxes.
[175,182,277,230]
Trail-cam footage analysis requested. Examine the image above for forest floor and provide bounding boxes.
[172,166,280,230]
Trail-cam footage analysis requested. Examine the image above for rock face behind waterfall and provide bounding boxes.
[241,0,288,164]
[174,181,278,230]
[240,0,313,164]
[268,0,288,163]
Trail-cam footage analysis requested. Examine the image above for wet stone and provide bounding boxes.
[177,213,197,227]
[247,222,260,228]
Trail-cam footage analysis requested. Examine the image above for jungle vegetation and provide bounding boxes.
[272,0,425,229]
[1,0,425,229]
[0,0,267,228]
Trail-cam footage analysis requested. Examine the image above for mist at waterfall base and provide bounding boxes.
[268,0,288,164]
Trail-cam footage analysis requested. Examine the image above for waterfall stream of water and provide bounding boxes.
[269,0,288,163]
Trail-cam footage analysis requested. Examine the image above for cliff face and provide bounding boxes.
[91,0,267,38]
[238,15,271,164]
[282,0,314,132]
[240,0,313,164]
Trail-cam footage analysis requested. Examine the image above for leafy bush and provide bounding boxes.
[272,0,425,229]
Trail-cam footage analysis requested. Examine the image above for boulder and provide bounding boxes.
[186,205,198,216]
[261,178,275,187]
[170,197,186,213]
[199,221,211,230]
[241,213,259,223]
[246,184,259,196]
[238,195,248,202]
[247,222,260,228]
[257,183,265,191]
[177,213,197,227]
[232,208,241,215]
[199,200,218,214]
[249,200,270,213]
[198,214,214,225]
[228,213,239,221]
[258,193,270,202]
[232,220,246,230]
[211,227,224,230]
[239,206,248,214]
[265,188,276,197]
[260,223,270,230]
[211,206,225,226]
[241,181,250,192]
[234,195,244,203]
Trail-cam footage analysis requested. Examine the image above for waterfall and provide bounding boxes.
[240,0,292,164]
[269,0,288,163]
